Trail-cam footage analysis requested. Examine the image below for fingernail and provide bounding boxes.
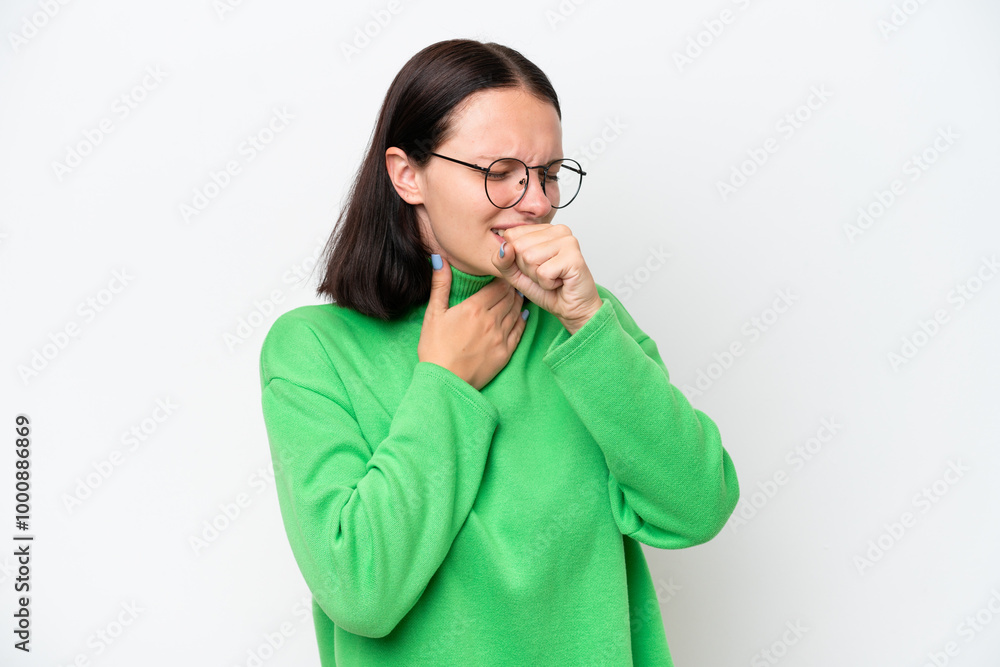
[516,290,523,298]
[521,308,529,321]
[431,254,442,270]
[499,242,506,258]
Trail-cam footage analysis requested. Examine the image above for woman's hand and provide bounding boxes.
[491,223,602,335]
[418,254,528,391]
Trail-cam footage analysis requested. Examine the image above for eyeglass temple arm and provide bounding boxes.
[432,152,586,177]
[428,152,490,173]
[530,162,586,176]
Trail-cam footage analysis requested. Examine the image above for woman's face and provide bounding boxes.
[403,87,563,277]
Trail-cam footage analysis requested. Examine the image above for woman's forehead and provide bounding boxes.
[443,88,562,158]
[451,88,558,126]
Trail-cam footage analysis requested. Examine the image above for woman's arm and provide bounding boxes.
[260,309,499,637]
[542,286,740,549]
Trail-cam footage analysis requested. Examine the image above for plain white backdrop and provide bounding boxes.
[2,0,999,665]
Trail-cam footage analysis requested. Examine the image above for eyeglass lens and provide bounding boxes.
[485,158,583,209]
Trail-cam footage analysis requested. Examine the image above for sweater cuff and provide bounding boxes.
[541,297,618,370]
[412,361,500,423]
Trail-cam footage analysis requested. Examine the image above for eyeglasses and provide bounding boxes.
[428,152,586,209]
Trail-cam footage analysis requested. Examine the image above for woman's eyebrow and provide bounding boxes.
[477,154,563,164]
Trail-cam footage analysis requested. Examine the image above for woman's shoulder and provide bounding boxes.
[262,300,412,356]
[263,301,376,346]
[260,302,382,383]
[270,302,345,330]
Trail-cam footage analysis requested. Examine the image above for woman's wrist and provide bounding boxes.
[560,299,603,336]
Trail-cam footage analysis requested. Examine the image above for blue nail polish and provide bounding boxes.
[431,254,442,270]
[516,290,523,298]
[521,308,529,321]
[499,242,506,258]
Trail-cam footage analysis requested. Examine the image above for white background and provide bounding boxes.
[2,0,999,665]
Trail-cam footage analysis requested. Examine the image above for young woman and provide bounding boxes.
[259,38,739,666]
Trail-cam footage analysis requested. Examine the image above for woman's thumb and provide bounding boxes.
[428,253,451,312]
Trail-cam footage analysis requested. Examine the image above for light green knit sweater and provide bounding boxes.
[259,261,739,665]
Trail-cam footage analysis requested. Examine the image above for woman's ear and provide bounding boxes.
[385,147,424,205]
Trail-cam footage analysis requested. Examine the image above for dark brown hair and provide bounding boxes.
[315,39,561,320]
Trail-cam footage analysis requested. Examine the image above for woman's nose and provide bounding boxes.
[514,171,553,217]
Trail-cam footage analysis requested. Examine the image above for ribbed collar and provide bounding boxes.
[427,256,496,308]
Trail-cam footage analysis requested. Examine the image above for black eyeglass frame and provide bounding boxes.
[427,152,587,209]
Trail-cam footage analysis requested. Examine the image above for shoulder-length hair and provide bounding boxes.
[315,39,561,320]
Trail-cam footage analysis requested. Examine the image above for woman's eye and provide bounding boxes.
[486,171,509,180]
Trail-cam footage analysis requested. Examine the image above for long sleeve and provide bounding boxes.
[259,311,499,638]
[542,286,740,549]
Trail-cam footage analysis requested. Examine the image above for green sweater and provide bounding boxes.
[258,261,740,666]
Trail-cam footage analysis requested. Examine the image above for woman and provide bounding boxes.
[259,39,739,666]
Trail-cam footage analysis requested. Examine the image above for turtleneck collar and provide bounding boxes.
[427,256,496,308]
